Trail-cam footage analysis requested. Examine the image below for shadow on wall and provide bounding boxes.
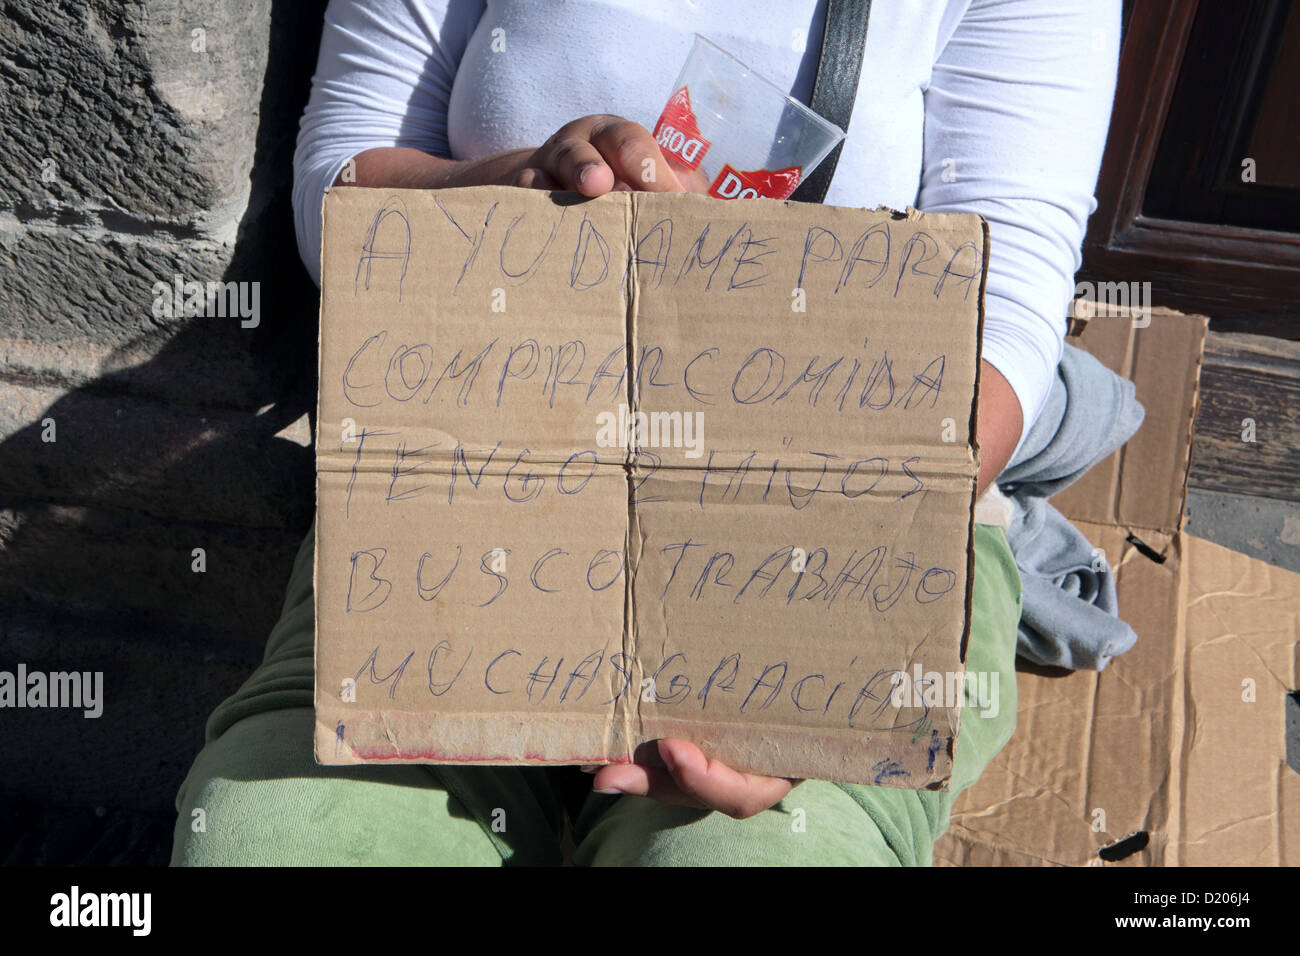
[0,0,329,864]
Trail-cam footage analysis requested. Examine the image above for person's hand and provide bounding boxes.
[588,738,800,819]
[510,114,711,195]
[341,115,713,194]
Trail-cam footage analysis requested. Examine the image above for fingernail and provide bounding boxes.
[578,162,598,185]
[594,787,625,795]
[579,765,599,774]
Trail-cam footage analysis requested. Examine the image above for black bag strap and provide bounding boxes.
[789,0,872,204]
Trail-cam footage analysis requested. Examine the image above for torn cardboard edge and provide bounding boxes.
[961,217,992,666]
[313,185,991,787]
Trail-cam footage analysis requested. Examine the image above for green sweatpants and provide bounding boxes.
[171,524,1021,866]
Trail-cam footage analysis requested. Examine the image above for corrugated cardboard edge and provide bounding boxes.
[1170,313,1207,536]
[962,217,992,663]
[946,216,991,783]
[312,187,330,763]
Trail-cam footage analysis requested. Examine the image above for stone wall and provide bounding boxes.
[0,0,330,863]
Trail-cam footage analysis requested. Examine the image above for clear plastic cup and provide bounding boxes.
[651,34,846,201]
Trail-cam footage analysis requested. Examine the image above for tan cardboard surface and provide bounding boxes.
[937,308,1298,865]
[1051,309,1205,544]
[313,185,989,787]
[938,526,1300,866]
[1175,533,1299,865]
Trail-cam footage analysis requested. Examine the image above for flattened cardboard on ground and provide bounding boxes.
[1176,536,1300,864]
[936,308,1299,865]
[313,185,990,787]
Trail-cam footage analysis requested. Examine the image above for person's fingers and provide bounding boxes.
[588,739,799,819]
[512,166,561,190]
[656,738,797,819]
[532,117,619,195]
[533,115,685,195]
[590,762,710,810]
[587,117,684,193]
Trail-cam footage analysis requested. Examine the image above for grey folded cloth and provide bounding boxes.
[997,344,1146,670]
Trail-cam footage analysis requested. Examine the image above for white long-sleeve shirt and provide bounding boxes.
[292,0,1120,452]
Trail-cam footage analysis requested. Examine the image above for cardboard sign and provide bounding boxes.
[314,185,987,788]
